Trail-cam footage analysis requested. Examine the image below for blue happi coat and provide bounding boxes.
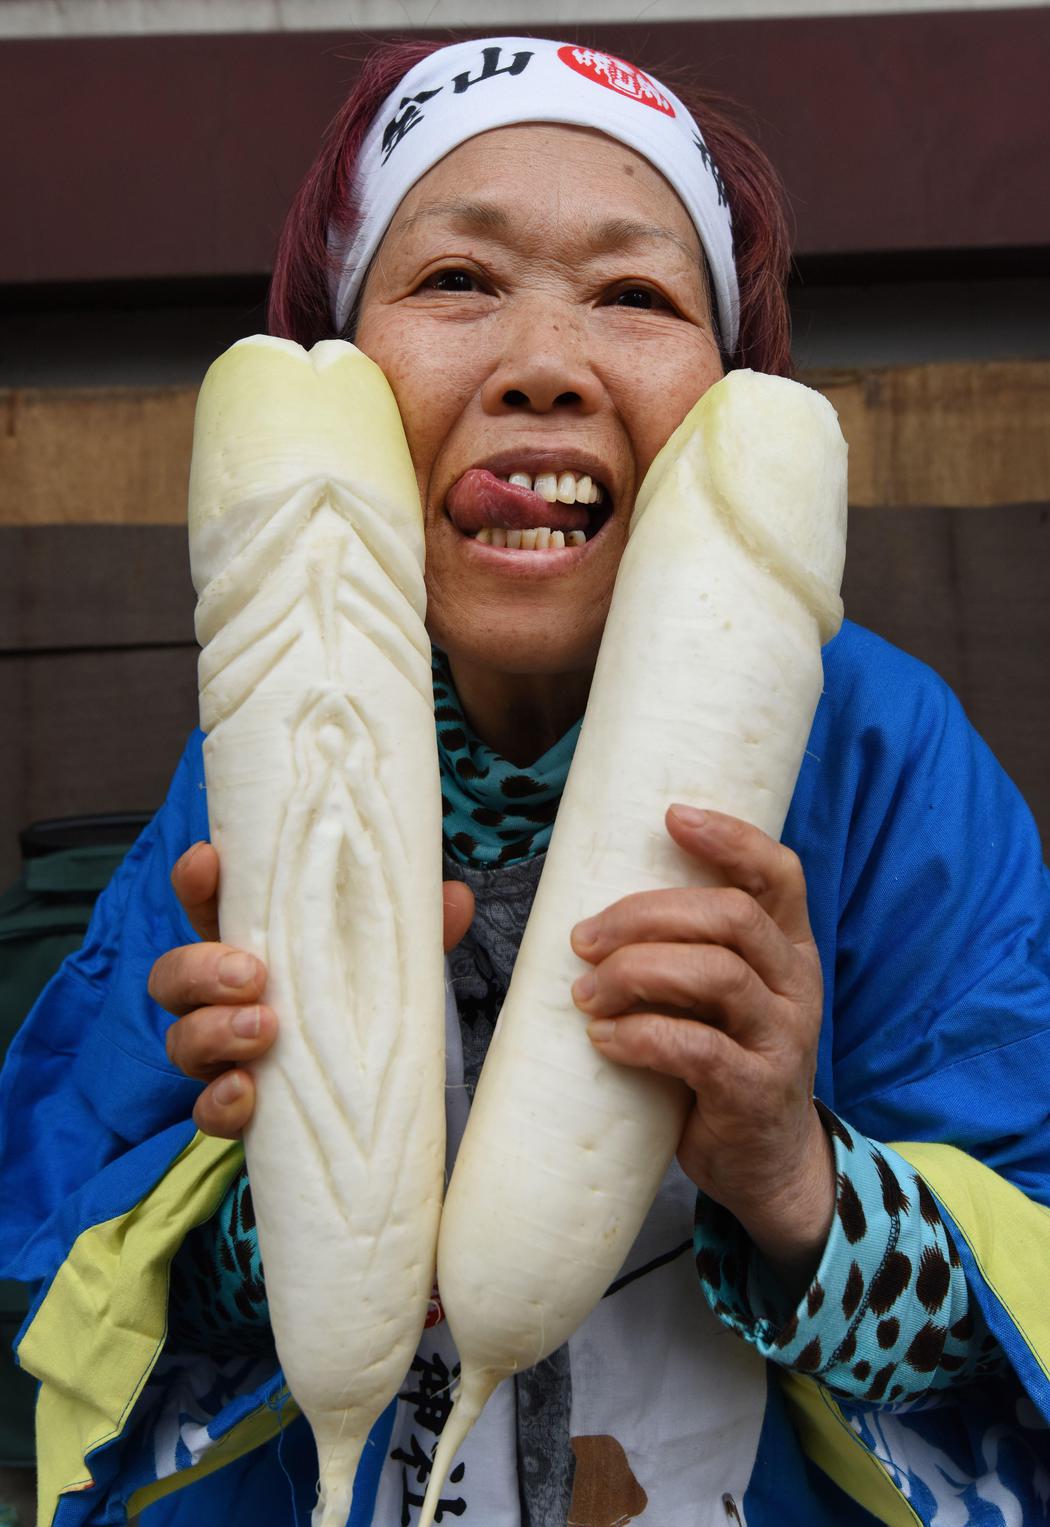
[2,620,1050,1525]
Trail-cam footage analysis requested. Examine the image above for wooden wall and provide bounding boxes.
[1,361,1048,887]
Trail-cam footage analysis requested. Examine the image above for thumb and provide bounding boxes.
[442,880,475,953]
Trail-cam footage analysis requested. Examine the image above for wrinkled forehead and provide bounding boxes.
[384,124,702,255]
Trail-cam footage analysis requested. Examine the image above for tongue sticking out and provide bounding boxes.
[446,469,591,535]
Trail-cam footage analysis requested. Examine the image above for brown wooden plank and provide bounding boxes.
[813,362,1050,508]
[0,503,1045,894]
[4,361,1049,528]
[2,10,1048,284]
[0,386,195,527]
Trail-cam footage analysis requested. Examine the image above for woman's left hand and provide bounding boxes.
[570,803,835,1301]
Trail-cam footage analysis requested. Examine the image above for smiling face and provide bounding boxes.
[353,123,723,744]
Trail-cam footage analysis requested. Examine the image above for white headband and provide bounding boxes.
[329,37,739,354]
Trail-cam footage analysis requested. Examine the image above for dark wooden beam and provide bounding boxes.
[2,9,1047,285]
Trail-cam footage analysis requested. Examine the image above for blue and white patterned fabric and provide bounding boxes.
[695,1105,1003,1401]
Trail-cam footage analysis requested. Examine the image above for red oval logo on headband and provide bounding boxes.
[557,46,675,116]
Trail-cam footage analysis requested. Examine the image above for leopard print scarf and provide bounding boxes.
[433,650,581,867]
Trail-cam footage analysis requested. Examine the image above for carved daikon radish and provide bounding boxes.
[419,369,847,1523]
[188,336,445,1527]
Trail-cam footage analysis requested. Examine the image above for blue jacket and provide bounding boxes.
[2,620,1050,1526]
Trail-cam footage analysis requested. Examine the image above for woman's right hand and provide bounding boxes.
[148,842,271,1140]
[150,841,475,1141]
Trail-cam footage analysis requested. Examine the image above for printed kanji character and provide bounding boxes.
[392,1432,433,1487]
[395,1440,467,1524]
[380,87,442,163]
[399,1351,460,1436]
[450,45,532,95]
[693,130,729,207]
[610,59,642,96]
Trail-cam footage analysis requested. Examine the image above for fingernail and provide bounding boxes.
[219,952,256,988]
[670,805,708,828]
[214,1072,244,1105]
[179,841,205,868]
[572,971,597,1004]
[232,1006,261,1039]
[573,917,599,948]
[588,1019,617,1042]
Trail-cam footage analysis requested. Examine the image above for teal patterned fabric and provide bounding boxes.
[432,649,580,867]
[694,1102,1002,1402]
[167,1167,272,1359]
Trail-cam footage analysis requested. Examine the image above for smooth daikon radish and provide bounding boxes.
[419,369,847,1523]
[188,336,446,1527]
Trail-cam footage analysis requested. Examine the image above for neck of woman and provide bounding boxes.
[448,655,592,765]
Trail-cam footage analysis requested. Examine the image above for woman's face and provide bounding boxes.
[354,123,724,681]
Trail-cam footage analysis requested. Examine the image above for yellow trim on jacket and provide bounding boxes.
[18,1133,244,1527]
[20,1135,1050,1526]
[780,1140,1050,1526]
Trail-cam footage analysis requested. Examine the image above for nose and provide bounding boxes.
[480,300,603,417]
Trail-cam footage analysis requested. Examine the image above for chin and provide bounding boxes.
[431,617,604,681]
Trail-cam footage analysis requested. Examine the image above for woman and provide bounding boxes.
[3,34,1050,1527]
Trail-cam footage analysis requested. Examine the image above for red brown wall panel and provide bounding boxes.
[2,7,1048,285]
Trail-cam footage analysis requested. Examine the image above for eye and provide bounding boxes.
[420,268,481,293]
[606,283,677,313]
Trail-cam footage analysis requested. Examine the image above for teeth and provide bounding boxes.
[503,469,602,506]
[471,524,588,550]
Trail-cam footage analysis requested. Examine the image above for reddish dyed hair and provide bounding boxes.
[267,38,793,376]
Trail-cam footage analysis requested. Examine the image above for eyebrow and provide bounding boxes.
[399,199,699,263]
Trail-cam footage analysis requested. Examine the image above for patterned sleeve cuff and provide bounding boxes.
[693,1103,1003,1403]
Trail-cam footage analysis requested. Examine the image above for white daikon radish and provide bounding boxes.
[419,369,847,1523]
[188,336,446,1527]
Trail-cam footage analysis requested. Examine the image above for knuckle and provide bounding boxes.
[171,1009,229,1075]
[737,864,768,900]
[603,943,639,987]
[708,946,750,998]
[637,1012,677,1063]
[719,813,748,848]
[156,945,205,1011]
[723,886,761,934]
[600,892,649,946]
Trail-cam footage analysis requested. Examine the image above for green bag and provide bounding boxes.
[0,815,151,1469]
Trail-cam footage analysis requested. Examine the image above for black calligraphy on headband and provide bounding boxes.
[380,46,535,165]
